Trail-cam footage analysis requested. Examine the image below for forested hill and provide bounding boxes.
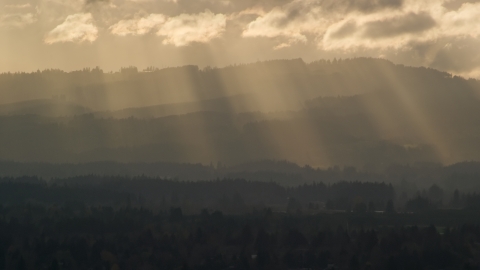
[1,58,478,112]
[1,58,480,167]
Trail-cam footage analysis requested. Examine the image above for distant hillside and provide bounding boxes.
[303,84,480,163]
[3,58,477,113]
[0,99,91,117]
[2,160,480,191]
[96,94,260,119]
[1,58,480,167]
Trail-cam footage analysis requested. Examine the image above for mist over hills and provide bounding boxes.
[1,58,480,168]
[94,94,259,119]
[5,58,477,112]
[0,99,91,117]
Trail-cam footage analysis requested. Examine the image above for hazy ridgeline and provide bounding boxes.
[2,174,480,216]
[3,160,480,191]
[0,175,441,213]
[1,58,480,168]
[3,161,480,211]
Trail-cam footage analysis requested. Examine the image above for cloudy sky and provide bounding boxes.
[1,0,480,77]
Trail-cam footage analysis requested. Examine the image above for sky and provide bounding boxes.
[2,0,480,77]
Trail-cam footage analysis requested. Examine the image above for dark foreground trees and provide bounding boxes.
[1,204,480,269]
[1,176,480,269]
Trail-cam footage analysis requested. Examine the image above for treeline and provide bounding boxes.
[6,175,480,214]
[0,160,215,182]
[2,176,480,269]
[0,160,385,184]
[0,176,395,213]
[3,160,480,192]
[2,203,480,269]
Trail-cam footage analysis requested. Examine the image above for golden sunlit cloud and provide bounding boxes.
[109,10,226,46]
[241,0,480,54]
[319,1,480,51]
[3,0,480,77]
[44,13,98,44]
[242,0,327,49]
[156,10,226,46]
[4,4,32,9]
[322,12,437,50]
[441,3,480,38]
[0,13,37,28]
[110,14,166,36]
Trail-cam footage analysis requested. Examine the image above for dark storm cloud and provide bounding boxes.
[252,0,404,12]
[317,0,403,13]
[377,36,480,78]
[85,0,110,5]
[0,13,36,28]
[163,0,403,15]
[329,20,357,39]
[443,0,480,10]
[273,7,302,27]
[428,37,480,74]
[362,12,436,39]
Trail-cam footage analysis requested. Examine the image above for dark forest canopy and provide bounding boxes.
[0,174,479,215]
[0,176,394,212]
[4,195,480,270]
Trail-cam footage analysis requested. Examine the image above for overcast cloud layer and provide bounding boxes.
[2,0,480,77]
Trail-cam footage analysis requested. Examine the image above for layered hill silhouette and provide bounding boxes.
[1,58,480,168]
[0,99,91,117]
[5,58,476,112]
[95,94,258,119]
